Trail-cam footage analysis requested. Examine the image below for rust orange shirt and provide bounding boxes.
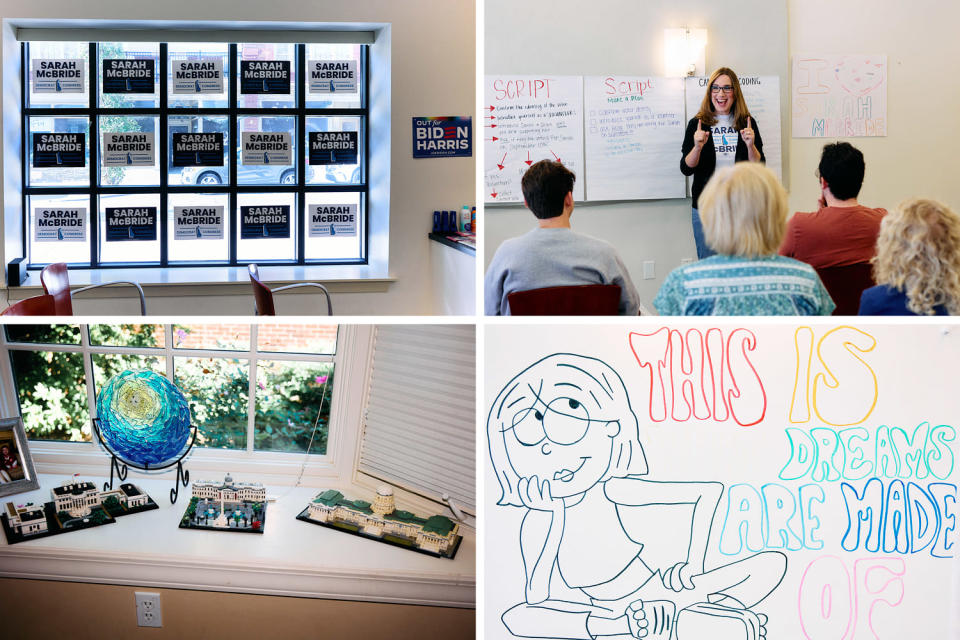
[779,205,887,269]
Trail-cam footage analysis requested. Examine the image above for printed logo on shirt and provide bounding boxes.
[712,125,738,154]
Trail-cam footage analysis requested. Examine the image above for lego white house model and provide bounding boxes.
[5,502,48,536]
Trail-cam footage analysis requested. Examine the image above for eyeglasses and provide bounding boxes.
[507,397,616,446]
[711,85,734,94]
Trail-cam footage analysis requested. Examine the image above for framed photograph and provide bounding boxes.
[0,417,40,498]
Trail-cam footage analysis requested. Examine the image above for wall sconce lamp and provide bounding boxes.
[664,27,708,77]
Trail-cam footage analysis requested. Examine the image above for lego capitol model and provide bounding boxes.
[296,485,463,559]
[179,473,267,533]
[1,478,159,545]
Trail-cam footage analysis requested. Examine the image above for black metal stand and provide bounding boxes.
[92,418,197,505]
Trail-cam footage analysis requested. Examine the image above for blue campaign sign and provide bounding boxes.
[105,207,157,241]
[240,205,291,239]
[33,133,85,168]
[412,116,472,158]
[172,133,224,167]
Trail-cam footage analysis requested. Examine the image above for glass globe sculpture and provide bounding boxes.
[96,370,192,467]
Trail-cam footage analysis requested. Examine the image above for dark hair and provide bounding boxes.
[818,142,865,200]
[520,160,575,219]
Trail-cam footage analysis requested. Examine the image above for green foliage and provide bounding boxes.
[99,42,145,185]
[254,362,333,454]
[176,357,248,449]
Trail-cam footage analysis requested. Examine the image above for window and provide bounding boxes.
[2,324,338,457]
[22,40,367,270]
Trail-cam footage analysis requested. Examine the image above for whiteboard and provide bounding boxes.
[584,76,686,201]
[685,75,782,182]
[792,54,887,138]
[485,323,959,640]
[484,75,584,204]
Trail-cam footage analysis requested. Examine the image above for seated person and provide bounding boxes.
[484,160,641,315]
[780,142,886,268]
[655,163,834,316]
[860,198,960,315]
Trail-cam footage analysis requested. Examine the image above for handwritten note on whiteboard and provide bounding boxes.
[484,76,584,204]
[792,54,887,138]
[485,323,959,640]
[583,76,686,201]
[685,75,782,182]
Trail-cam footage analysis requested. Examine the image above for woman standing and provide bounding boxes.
[681,67,764,259]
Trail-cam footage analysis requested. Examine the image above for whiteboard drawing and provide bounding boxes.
[487,353,786,639]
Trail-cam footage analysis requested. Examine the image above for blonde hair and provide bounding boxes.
[699,163,787,257]
[695,67,753,130]
[872,199,960,315]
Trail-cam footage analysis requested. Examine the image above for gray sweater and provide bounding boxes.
[484,227,642,315]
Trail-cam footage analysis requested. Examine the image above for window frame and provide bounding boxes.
[20,40,370,271]
[0,323,372,484]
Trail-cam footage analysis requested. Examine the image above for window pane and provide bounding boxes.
[167,42,229,109]
[28,116,90,187]
[174,357,248,450]
[304,191,363,261]
[168,193,230,263]
[173,324,251,351]
[28,194,91,265]
[99,115,160,186]
[89,324,165,348]
[98,192,161,264]
[27,41,89,109]
[257,325,338,355]
[5,324,81,345]
[98,42,159,109]
[238,116,296,186]
[305,43,362,109]
[305,116,362,185]
[237,43,296,109]
[255,360,332,454]
[11,350,91,442]
[91,353,165,397]
[169,115,230,186]
[236,192,296,262]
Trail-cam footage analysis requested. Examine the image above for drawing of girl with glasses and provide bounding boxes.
[681,67,765,261]
[488,353,785,639]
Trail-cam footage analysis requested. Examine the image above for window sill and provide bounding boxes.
[6,265,395,300]
[0,474,475,607]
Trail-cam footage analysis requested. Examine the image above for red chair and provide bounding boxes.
[814,263,875,316]
[248,264,333,316]
[507,284,621,316]
[1,294,58,316]
[40,263,146,316]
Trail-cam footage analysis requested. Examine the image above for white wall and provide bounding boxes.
[0,0,475,315]
[787,0,960,215]
[483,0,788,307]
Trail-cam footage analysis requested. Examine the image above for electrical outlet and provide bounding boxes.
[135,591,163,628]
[642,261,656,280]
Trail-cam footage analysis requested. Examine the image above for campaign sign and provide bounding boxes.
[240,60,291,94]
[105,207,157,241]
[309,204,357,237]
[102,132,156,167]
[240,205,290,239]
[172,58,224,94]
[174,205,225,240]
[34,207,86,242]
[32,59,85,93]
[412,116,472,158]
[172,133,224,167]
[241,132,293,166]
[307,60,358,93]
[32,133,85,168]
[308,131,358,165]
[102,59,155,93]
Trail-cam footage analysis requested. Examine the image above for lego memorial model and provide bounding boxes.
[2,477,158,544]
[297,485,463,559]
[179,474,267,533]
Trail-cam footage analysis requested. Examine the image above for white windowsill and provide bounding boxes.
[0,474,475,607]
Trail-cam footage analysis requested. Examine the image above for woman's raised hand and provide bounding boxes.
[740,116,756,148]
[693,119,709,149]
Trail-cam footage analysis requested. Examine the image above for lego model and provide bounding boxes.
[296,485,462,559]
[0,478,158,545]
[179,473,267,534]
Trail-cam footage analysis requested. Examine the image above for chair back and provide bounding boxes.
[814,263,875,316]
[1,294,58,316]
[507,284,622,316]
[248,264,276,316]
[40,263,74,315]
